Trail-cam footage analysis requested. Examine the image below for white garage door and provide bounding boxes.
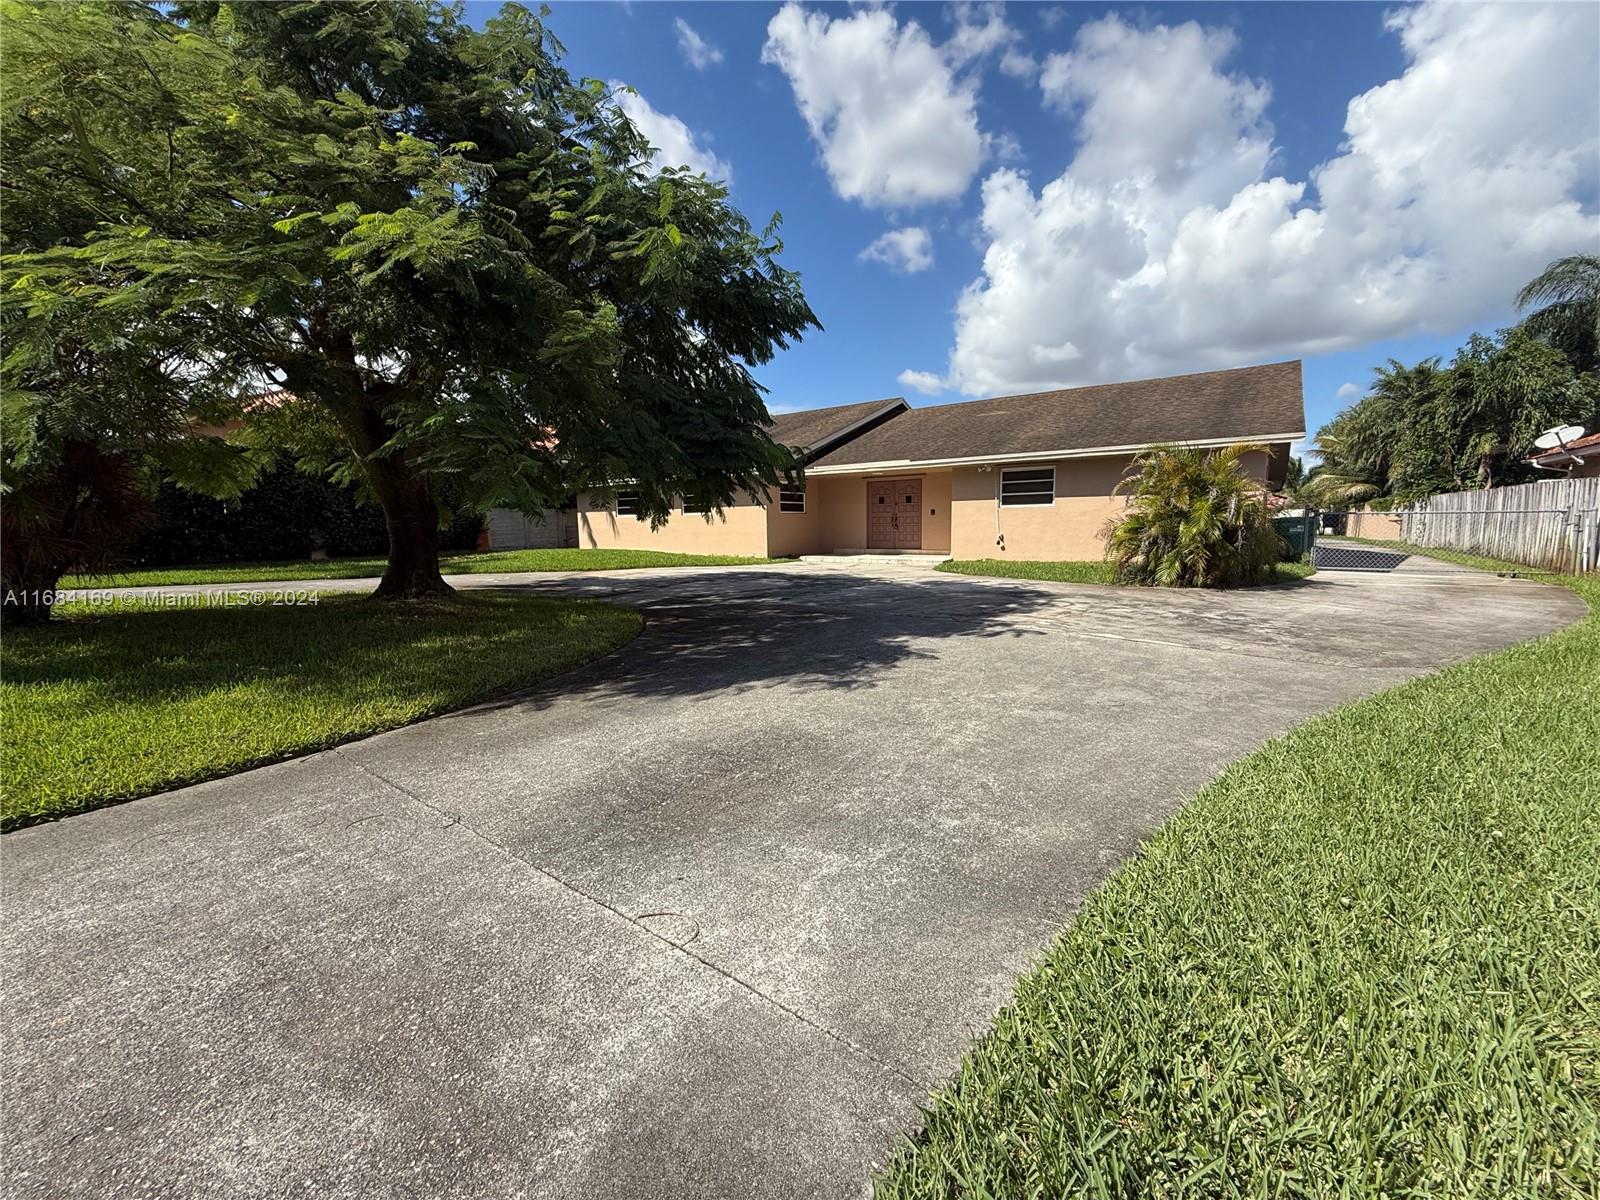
[484,508,578,550]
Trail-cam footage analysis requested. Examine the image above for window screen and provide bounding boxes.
[1000,468,1054,506]
[779,488,805,513]
[614,490,642,516]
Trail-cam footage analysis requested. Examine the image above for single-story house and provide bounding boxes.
[575,360,1307,561]
[1527,429,1600,478]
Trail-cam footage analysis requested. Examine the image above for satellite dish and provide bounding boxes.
[1534,424,1586,450]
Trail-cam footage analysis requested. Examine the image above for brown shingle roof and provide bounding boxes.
[809,361,1305,470]
[767,398,907,458]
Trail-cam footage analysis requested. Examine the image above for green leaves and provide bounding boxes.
[2,0,818,586]
[1105,443,1284,588]
[1309,264,1600,507]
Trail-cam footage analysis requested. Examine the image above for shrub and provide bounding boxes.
[127,456,483,567]
[1103,443,1286,588]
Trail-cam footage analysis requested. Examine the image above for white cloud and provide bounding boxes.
[898,368,946,395]
[675,18,724,70]
[944,2,1020,67]
[860,226,935,273]
[999,49,1037,81]
[987,130,1024,165]
[1037,6,1067,32]
[761,3,985,207]
[612,87,731,182]
[1336,382,1361,401]
[942,4,1600,396]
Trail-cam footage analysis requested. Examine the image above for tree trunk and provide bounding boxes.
[1,566,63,628]
[329,391,453,601]
[369,454,451,599]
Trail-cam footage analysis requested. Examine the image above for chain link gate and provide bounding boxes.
[1304,499,1600,574]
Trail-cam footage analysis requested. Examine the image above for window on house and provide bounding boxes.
[1000,467,1055,506]
[681,495,710,515]
[614,490,641,517]
[779,487,805,513]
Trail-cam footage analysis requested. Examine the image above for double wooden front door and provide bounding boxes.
[867,478,922,549]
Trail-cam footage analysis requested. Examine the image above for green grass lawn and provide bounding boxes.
[0,592,641,828]
[878,553,1598,1198]
[60,547,773,588]
[937,557,1316,585]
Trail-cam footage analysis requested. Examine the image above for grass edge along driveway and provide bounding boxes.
[877,551,1598,1198]
[61,547,772,589]
[1,592,642,829]
[938,557,1316,585]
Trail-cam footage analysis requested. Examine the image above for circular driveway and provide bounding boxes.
[3,560,1583,1199]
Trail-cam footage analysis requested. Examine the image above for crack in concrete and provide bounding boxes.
[335,750,929,1092]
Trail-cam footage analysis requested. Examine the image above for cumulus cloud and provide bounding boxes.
[898,368,947,395]
[860,226,935,273]
[1336,382,1361,401]
[675,18,724,70]
[999,49,1038,81]
[761,2,986,207]
[612,87,731,182]
[944,2,1021,67]
[943,4,1600,396]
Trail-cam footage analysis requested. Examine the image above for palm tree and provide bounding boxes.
[1516,254,1600,374]
[1103,443,1284,588]
[1301,413,1387,509]
[1283,455,1306,495]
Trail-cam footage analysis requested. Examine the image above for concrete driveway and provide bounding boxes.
[2,559,1583,1199]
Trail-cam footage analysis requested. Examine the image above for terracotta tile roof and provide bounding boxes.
[1529,429,1600,463]
[808,361,1305,470]
[766,397,907,459]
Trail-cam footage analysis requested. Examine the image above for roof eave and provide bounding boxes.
[807,431,1307,475]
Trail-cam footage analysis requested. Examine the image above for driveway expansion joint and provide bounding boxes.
[335,750,928,1091]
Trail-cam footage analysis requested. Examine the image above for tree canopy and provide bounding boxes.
[2,0,818,603]
[1305,316,1600,510]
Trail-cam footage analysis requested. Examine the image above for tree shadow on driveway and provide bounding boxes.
[469,569,1062,711]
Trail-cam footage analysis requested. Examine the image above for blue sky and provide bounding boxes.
[467,1,1599,455]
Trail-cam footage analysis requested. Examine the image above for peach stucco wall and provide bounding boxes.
[806,471,950,552]
[576,490,769,556]
[766,484,823,557]
[1345,508,1403,539]
[950,458,1132,560]
[574,445,1282,561]
[947,449,1283,561]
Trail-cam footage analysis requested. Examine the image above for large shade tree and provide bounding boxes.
[3,0,818,603]
[1,1,270,623]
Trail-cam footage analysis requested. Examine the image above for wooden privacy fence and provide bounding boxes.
[1386,476,1600,573]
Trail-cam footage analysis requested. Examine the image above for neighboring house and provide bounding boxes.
[576,361,1307,561]
[480,502,582,550]
[1527,430,1600,478]
[481,506,579,550]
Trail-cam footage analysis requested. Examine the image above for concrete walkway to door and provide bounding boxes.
[1,557,1584,1199]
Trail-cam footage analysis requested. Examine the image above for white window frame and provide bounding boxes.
[778,486,806,514]
[681,495,711,516]
[614,490,642,517]
[999,467,1056,508]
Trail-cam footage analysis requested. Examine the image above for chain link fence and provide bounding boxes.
[1297,476,1599,574]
